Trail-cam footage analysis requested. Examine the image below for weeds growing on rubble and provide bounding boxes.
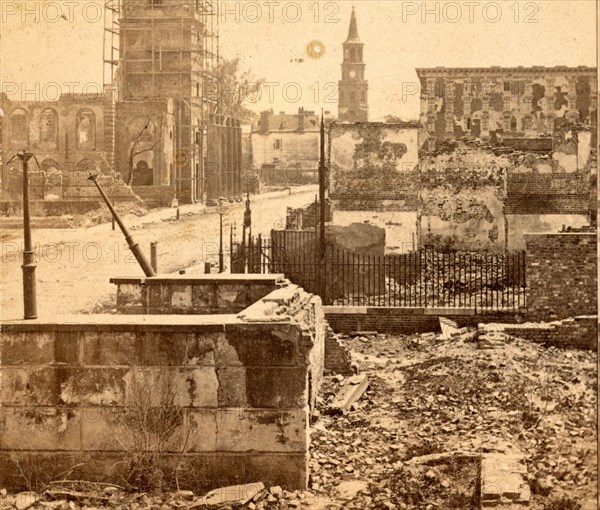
[117,368,189,493]
[545,495,583,510]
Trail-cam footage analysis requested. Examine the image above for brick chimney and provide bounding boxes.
[259,110,270,134]
[297,107,305,132]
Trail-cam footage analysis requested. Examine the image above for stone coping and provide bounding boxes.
[0,313,293,332]
[110,273,286,285]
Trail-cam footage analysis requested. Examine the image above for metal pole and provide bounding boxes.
[318,111,326,262]
[88,174,156,277]
[219,212,224,273]
[150,241,158,273]
[21,151,37,319]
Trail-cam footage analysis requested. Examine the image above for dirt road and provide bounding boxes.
[1,186,317,320]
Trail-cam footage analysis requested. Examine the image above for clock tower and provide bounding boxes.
[338,7,368,122]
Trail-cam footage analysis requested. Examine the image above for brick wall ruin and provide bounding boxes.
[0,277,326,491]
[327,121,595,252]
[524,232,597,321]
[328,122,425,211]
[419,150,507,250]
[325,307,519,334]
[481,316,597,351]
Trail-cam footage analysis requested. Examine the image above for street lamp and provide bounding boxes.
[5,150,38,319]
[218,196,226,273]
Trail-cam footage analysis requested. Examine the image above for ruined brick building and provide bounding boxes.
[338,7,369,123]
[416,66,597,149]
[0,0,242,209]
[327,65,597,252]
[249,109,335,185]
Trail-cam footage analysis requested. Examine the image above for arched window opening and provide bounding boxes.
[10,109,28,146]
[40,109,58,147]
[77,109,96,150]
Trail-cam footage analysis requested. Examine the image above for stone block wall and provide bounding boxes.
[524,232,597,321]
[0,283,326,491]
[111,274,285,315]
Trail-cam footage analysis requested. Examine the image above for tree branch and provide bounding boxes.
[133,138,162,157]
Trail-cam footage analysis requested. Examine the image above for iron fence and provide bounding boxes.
[231,230,527,312]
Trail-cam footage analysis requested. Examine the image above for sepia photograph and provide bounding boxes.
[0,1,598,509]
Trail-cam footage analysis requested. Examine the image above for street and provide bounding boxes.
[0,186,318,321]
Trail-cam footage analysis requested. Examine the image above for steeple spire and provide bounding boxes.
[338,6,368,122]
[345,7,360,43]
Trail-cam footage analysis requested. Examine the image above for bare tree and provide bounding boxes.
[127,118,162,186]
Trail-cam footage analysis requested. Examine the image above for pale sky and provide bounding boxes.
[1,1,598,120]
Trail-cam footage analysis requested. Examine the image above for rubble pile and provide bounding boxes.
[0,485,322,510]
[0,330,595,510]
[308,331,596,509]
[78,201,148,227]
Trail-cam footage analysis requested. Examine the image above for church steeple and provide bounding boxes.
[338,7,368,123]
[345,7,360,43]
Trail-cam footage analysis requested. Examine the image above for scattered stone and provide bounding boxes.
[481,452,530,507]
[326,374,370,415]
[439,317,459,339]
[191,482,264,508]
[14,492,37,510]
[269,486,283,498]
[337,480,369,499]
[407,451,480,466]
[174,490,194,499]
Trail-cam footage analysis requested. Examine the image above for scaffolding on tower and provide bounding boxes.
[102,0,121,89]
[102,0,221,203]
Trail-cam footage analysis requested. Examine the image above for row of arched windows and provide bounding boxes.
[344,47,363,62]
[8,108,96,150]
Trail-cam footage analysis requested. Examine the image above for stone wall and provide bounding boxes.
[0,281,326,491]
[286,200,332,230]
[0,92,146,208]
[110,274,285,315]
[524,232,597,321]
[114,100,176,187]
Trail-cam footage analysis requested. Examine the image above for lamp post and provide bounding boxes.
[5,150,38,319]
[19,151,37,319]
[218,196,226,272]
